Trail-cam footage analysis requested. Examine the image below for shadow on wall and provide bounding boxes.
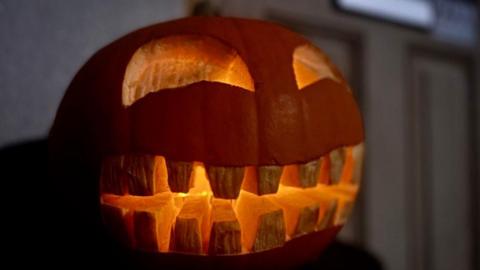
[1,139,382,269]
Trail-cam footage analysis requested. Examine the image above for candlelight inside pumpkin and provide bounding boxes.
[100,143,363,255]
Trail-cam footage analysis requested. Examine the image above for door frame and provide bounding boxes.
[406,44,478,270]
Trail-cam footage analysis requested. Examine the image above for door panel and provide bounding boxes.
[410,51,474,270]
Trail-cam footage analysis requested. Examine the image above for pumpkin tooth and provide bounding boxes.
[102,193,176,252]
[351,143,365,185]
[299,187,339,230]
[258,166,283,193]
[280,159,320,188]
[329,185,357,226]
[318,199,338,230]
[172,195,210,254]
[299,159,321,187]
[123,155,157,195]
[235,191,286,252]
[329,148,346,184]
[335,199,354,225]
[242,166,283,195]
[100,156,125,195]
[208,199,242,255]
[206,166,244,199]
[269,187,320,238]
[166,161,194,193]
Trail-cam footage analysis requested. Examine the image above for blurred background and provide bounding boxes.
[0,1,478,270]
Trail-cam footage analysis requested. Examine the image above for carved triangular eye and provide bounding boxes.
[123,35,254,106]
[293,44,340,90]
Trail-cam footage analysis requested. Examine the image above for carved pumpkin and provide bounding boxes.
[49,17,364,268]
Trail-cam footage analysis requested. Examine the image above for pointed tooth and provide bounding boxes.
[329,148,346,184]
[100,156,125,195]
[166,161,193,193]
[206,166,244,199]
[123,155,157,195]
[208,199,242,255]
[299,159,321,187]
[172,196,210,254]
[235,191,285,252]
[242,166,282,195]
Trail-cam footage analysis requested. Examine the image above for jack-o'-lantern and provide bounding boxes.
[49,17,364,268]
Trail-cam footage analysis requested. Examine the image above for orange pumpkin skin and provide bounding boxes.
[50,16,363,167]
[48,17,363,268]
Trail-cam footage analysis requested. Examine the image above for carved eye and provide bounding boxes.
[122,35,254,106]
[293,44,341,90]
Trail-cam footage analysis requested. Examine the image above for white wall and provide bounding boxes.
[0,0,186,147]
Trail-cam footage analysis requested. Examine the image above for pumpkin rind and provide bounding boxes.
[49,16,363,167]
[48,16,365,267]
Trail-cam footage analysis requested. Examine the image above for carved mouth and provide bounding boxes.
[100,143,363,255]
